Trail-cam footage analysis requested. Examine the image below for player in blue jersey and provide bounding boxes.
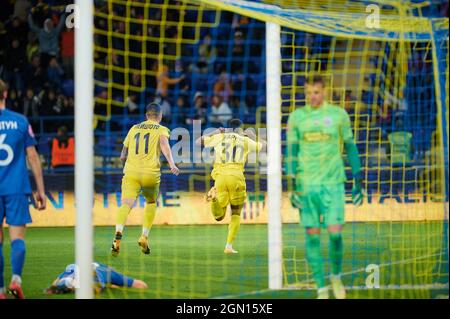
[44,262,148,294]
[0,80,46,299]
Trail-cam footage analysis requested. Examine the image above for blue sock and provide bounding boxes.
[0,243,4,288]
[11,239,26,278]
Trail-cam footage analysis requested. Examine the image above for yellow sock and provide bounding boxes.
[226,214,241,245]
[211,200,226,220]
[143,202,156,231]
[116,205,132,232]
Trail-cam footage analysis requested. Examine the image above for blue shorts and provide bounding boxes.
[95,263,134,288]
[0,195,32,226]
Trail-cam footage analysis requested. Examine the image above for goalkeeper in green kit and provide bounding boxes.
[285,75,364,299]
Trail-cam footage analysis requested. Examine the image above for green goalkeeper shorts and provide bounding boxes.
[295,183,345,228]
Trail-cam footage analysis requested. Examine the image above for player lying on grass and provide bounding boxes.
[44,262,147,295]
[196,119,266,254]
[111,102,179,257]
[286,75,364,299]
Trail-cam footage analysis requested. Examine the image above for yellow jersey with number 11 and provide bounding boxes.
[123,120,170,175]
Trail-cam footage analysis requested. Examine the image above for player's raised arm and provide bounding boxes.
[244,127,266,152]
[195,127,225,146]
[159,135,179,175]
[26,146,46,210]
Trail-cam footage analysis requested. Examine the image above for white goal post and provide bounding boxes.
[75,0,94,299]
[266,22,283,290]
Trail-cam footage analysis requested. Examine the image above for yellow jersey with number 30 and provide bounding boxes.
[123,120,170,175]
[204,132,262,178]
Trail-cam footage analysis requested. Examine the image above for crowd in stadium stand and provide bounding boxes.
[0,1,269,136]
[0,0,74,136]
[0,0,448,171]
[0,0,267,170]
[90,1,265,132]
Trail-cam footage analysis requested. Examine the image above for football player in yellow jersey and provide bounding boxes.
[111,102,179,257]
[196,119,265,254]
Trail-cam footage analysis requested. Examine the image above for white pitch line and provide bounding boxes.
[213,252,448,298]
[285,252,445,285]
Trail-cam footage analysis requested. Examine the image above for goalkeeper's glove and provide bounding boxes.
[351,175,364,206]
[287,176,302,209]
[289,192,302,209]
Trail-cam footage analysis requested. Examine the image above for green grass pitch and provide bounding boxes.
[1,223,447,299]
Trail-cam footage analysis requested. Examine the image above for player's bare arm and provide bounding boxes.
[26,146,46,210]
[160,135,179,175]
[120,146,128,163]
[195,127,225,146]
[244,127,267,152]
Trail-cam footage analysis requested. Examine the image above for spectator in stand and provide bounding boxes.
[213,71,233,103]
[124,73,142,116]
[187,91,207,125]
[125,95,139,115]
[6,17,28,45]
[24,54,46,92]
[175,95,189,125]
[154,95,172,125]
[62,96,74,132]
[127,72,143,110]
[190,34,217,74]
[229,95,248,119]
[26,34,39,63]
[50,125,74,170]
[47,56,64,89]
[156,63,185,98]
[28,10,66,69]
[232,14,250,30]
[208,94,232,127]
[39,88,58,117]
[22,87,39,120]
[3,38,26,94]
[155,63,185,122]
[13,0,32,23]
[231,30,245,73]
[232,70,257,108]
[6,88,22,114]
[60,26,74,78]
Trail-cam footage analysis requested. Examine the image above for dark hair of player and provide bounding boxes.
[227,118,243,129]
[146,102,162,118]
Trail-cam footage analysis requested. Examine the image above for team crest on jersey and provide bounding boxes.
[323,117,332,126]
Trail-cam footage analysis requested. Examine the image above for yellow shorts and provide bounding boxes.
[214,174,247,208]
[121,172,160,203]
